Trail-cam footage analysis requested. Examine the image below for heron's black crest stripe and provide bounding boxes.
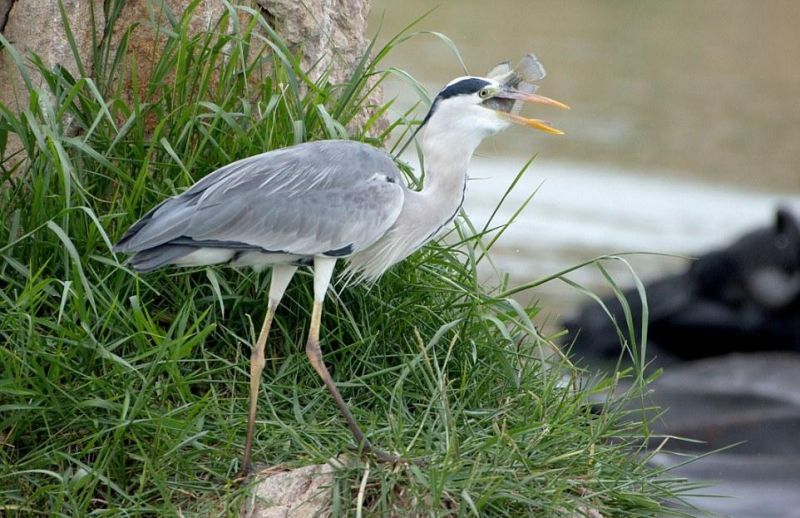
[419,78,492,129]
[436,78,491,100]
[394,77,491,158]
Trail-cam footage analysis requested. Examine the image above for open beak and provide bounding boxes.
[493,88,570,135]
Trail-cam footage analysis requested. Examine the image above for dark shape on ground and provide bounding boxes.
[563,206,800,363]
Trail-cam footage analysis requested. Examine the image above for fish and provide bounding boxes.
[483,53,547,115]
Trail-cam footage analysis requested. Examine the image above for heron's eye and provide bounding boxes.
[478,88,491,99]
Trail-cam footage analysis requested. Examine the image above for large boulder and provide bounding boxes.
[0,0,381,163]
[563,206,800,364]
[1,0,104,112]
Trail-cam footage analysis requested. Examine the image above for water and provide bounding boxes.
[369,0,800,318]
[462,157,800,318]
[369,4,800,515]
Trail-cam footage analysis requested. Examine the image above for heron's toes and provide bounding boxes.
[348,443,427,466]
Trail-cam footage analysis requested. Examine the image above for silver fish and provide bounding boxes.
[484,53,548,115]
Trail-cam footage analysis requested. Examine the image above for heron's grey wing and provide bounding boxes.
[182,173,404,255]
[115,140,405,256]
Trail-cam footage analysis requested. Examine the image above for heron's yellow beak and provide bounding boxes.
[497,112,564,135]
[494,90,570,135]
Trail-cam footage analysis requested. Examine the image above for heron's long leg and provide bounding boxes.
[242,264,296,474]
[305,257,405,463]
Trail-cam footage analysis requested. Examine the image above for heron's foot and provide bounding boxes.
[350,442,427,467]
[237,461,281,483]
[238,462,257,480]
[304,337,427,467]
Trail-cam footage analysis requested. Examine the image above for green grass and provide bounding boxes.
[0,3,699,516]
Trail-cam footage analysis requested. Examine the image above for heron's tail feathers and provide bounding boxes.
[126,245,195,272]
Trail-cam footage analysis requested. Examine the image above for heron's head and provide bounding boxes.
[419,76,568,146]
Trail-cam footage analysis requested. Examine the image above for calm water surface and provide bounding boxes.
[368,0,800,319]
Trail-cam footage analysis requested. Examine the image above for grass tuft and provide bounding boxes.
[1,4,697,516]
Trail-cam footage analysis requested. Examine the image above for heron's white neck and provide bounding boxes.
[419,102,493,190]
[345,108,497,281]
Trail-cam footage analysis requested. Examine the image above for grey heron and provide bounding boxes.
[113,65,567,472]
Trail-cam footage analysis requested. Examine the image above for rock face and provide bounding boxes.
[564,207,800,365]
[258,0,384,133]
[258,0,370,86]
[0,0,103,93]
[1,0,105,119]
[1,0,15,33]
[106,0,229,104]
[0,0,104,160]
[0,0,381,161]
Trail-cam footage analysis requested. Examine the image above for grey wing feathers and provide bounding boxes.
[115,140,405,259]
[126,244,196,272]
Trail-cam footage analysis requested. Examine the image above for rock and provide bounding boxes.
[256,0,385,135]
[107,0,383,134]
[563,207,800,365]
[106,1,226,99]
[0,0,104,111]
[99,0,229,133]
[0,0,105,162]
[613,353,800,453]
[1,0,383,165]
[242,463,336,518]
[651,452,800,518]
[1,0,13,32]
[619,353,800,517]
[257,0,369,86]
[654,352,800,406]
